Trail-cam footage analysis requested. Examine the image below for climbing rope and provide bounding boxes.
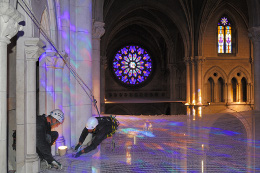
[18,0,100,116]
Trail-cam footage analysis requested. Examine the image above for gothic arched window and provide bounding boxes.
[218,17,232,53]
[207,77,214,102]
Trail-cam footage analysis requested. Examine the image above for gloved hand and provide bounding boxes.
[51,160,62,170]
[74,150,83,158]
[74,143,81,151]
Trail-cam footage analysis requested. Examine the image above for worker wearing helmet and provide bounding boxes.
[36,109,64,170]
[74,116,119,158]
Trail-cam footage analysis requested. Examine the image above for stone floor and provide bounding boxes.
[41,113,260,173]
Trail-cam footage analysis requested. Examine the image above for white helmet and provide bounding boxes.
[50,109,64,123]
[86,117,98,130]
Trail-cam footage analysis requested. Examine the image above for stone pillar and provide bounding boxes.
[247,83,250,103]
[38,53,47,115]
[191,58,196,105]
[238,82,242,102]
[45,51,56,114]
[196,56,204,105]
[54,56,65,151]
[227,83,232,103]
[100,56,107,114]
[70,0,93,144]
[184,57,191,104]
[24,39,45,173]
[16,38,45,173]
[249,27,260,110]
[59,0,71,148]
[92,21,105,116]
[0,2,23,171]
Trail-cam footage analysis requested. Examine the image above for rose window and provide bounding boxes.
[112,45,153,86]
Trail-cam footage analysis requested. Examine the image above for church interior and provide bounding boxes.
[1,0,260,172]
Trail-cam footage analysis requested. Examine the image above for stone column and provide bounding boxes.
[0,2,23,171]
[92,21,105,116]
[249,27,260,110]
[247,83,250,103]
[191,58,196,105]
[71,0,92,144]
[100,56,107,114]
[54,56,65,151]
[184,57,191,104]
[45,51,56,114]
[196,56,204,105]
[59,0,71,148]
[38,53,47,115]
[227,83,232,103]
[24,39,45,172]
[16,38,45,173]
[238,82,242,102]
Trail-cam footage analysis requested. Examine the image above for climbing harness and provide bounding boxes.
[107,115,120,138]
[18,0,100,116]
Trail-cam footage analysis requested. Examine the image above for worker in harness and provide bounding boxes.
[74,115,119,158]
[36,109,64,170]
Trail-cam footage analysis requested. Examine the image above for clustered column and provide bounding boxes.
[196,56,204,105]
[0,2,23,171]
[184,57,191,104]
[249,27,260,111]
[54,56,65,151]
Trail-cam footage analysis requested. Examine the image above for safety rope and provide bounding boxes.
[17,0,100,116]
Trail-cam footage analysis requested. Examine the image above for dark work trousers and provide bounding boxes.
[81,124,112,154]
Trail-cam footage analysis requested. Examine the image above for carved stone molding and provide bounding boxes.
[24,38,45,61]
[55,56,65,69]
[195,56,205,64]
[190,57,195,65]
[0,2,24,43]
[248,27,260,42]
[92,21,105,39]
[184,57,191,64]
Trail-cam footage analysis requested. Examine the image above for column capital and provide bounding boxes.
[184,57,191,64]
[248,27,260,42]
[195,56,205,64]
[0,2,24,43]
[24,38,45,61]
[55,57,65,69]
[92,20,105,39]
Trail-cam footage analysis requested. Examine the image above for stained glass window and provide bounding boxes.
[112,45,152,86]
[218,17,232,53]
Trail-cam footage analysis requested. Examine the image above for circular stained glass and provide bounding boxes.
[112,45,153,86]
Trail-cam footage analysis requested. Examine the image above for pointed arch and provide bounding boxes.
[204,66,228,84]
[207,77,215,102]
[199,2,249,56]
[228,66,251,83]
